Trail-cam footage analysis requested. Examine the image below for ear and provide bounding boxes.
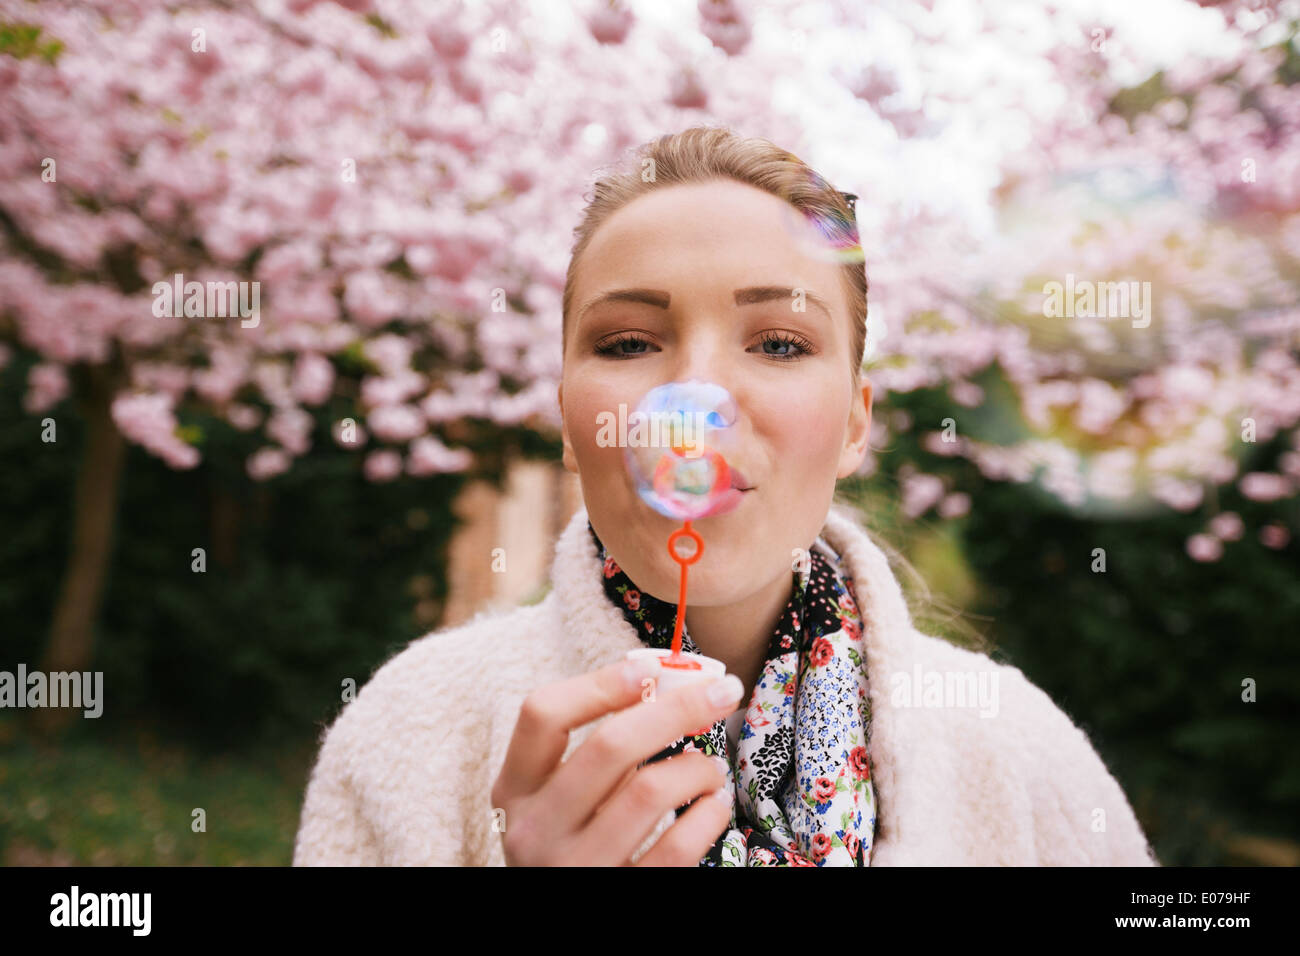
[837,376,872,479]
[559,381,578,474]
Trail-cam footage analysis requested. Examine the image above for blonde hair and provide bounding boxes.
[562,125,867,379]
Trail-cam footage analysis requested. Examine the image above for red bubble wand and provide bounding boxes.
[652,442,734,671]
[624,380,743,673]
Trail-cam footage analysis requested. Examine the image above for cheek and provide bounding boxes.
[565,389,628,479]
[761,391,846,479]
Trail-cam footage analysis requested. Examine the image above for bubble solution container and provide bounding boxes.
[625,647,725,697]
[625,647,730,747]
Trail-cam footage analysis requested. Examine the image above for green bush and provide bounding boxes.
[0,355,466,752]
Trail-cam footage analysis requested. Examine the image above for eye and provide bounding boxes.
[594,333,658,359]
[752,331,815,361]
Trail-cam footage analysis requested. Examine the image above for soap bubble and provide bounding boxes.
[624,380,744,521]
[774,166,865,266]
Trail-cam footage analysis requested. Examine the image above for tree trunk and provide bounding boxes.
[210,480,241,570]
[31,367,127,737]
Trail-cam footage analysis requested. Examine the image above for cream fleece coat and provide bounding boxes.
[293,503,1158,866]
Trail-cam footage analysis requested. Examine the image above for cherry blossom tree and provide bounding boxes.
[837,0,1300,560]
[2,0,1296,721]
[0,0,797,699]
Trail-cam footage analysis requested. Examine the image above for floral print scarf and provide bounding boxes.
[590,523,877,866]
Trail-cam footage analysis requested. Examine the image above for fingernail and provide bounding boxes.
[711,756,729,779]
[707,674,744,708]
[711,786,732,804]
[623,659,656,693]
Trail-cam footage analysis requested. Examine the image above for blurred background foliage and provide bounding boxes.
[3,354,1297,865]
[840,366,1300,867]
[1,352,467,863]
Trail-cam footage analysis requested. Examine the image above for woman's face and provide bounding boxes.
[559,178,871,607]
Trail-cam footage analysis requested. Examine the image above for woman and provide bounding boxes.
[293,126,1157,867]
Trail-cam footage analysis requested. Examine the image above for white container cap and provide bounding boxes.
[626,647,726,699]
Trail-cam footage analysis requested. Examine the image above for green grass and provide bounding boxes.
[0,712,315,865]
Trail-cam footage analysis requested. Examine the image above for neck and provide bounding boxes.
[684,567,793,705]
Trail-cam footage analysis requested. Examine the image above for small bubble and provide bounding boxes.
[624,381,744,520]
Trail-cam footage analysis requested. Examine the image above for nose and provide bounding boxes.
[666,325,738,401]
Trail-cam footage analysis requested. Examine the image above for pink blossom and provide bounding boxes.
[698,0,751,56]
[1207,512,1244,541]
[274,281,338,325]
[111,392,200,470]
[1258,523,1290,549]
[1186,533,1223,563]
[938,492,971,519]
[361,370,425,407]
[367,404,427,443]
[668,69,707,110]
[900,471,946,519]
[1088,448,1137,500]
[251,362,293,408]
[504,161,537,195]
[406,435,474,475]
[364,449,403,482]
[2,0,1296,510]
[193,349,248,405]
[361,334,414,376]
[404,245,440,276]
[428,25,470,59]
[226,403,263,431]
[23,362,69,414]
[247,446,291,481]
[332,418,368,448]
[291,352,335,406]
[420,390,464,423]
[588,6,634,45]
[131,362,189,401]
[949,381,984,407]
[1239,472,1291,502]
[429,236,488,283]
[922,431,965,456]
[1151,476,1204,512]
[1073,379,1128,435]
[257,241,321,282]
[202,203,273,263]
[266,406,313,456]
[344,272,406,328]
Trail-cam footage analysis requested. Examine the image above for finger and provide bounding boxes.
[568,753,730,865]
[592,763,638,818]
[633,777,734,867]
[493,656,659,804]
[542,673,743,836]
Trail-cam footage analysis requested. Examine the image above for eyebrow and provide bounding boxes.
[577,286,832,322]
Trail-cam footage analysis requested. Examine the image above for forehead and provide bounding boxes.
[573,179,845,303]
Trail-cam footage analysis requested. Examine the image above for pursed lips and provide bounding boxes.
[729,465,754,492]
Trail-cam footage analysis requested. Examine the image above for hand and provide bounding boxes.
[491,658,743,865]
